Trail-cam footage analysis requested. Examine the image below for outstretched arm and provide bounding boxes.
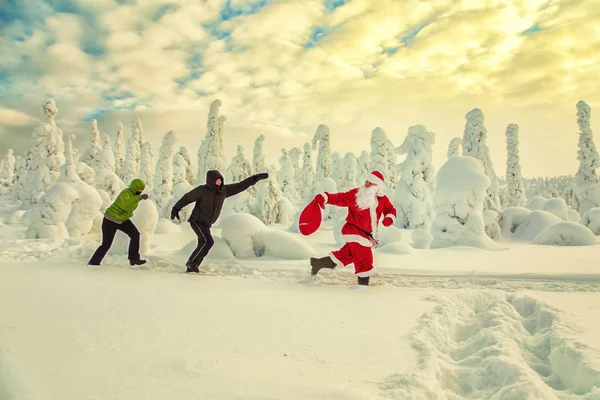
[224,173,268,198]
[315,190,355,208]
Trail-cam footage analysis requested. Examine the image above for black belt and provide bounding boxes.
[348,223,379,246]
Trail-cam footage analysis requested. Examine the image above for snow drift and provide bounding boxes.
[532,222,596,246]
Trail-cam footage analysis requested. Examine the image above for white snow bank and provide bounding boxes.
[377,225,410,247]
[513,210,562,242]
[175,237,235,261]
[525,196,548,210]
[377,242,414,254]
[499,207,531,236]
[5,210,25,225]
[258,229,316,259]
[379,292,600,399]
[412,229,433,249]
[482,210,501,240]
[580,207,600,235]
[154,218,181,234]
[532,222,596,246]
[568,209,581,222]
[542,198,569,220]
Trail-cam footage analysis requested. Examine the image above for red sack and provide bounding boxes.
[298,198,324,236]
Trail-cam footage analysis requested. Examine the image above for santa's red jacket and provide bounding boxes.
[318,189,397,247]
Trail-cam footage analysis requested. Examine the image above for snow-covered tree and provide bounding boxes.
[574,100,600,215]
[447,137,462,159]
[175,146,195,185]
[505,124,526,207]
[288,147,302,192]
[312,124,331,184]
[394,125,436,229]
[73,147,80,163]
[462,108,501,211]
[114,122,126,180]
[431,156,500,250]
[139,141,155,189]
[169,153,194,224]
[133,118,145,153]
[152,130,179,218]
[226,145,253,183]
[122,121,141,186]
[339,152,358,191]
[357,150,370,184]
[385,138,397,189]
[301,143,315,200]
[23,99,65,206]
[0,149,16,195]
[12,156,26,200]
[253,134,266,173]
[95,137,125,208]
[330,151,344,188]
[370,127,393,188]
[277,149,300,204]
[197,99,226,184]
[81,119,103,170]
[254,165,282,225]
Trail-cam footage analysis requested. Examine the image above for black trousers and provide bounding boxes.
[187,220,214,268]
[89,218,141,265]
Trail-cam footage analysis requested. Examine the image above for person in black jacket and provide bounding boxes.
[171,169,268,272]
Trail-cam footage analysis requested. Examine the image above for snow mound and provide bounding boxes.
[221,213,267,258]
[4,210,25,225]
[176,237,235,261]
[568,209,581,222]
[525,196,548,211]
[483,210,501,240]
[513,210,562,242]
[542,198,569,220]
[533,222,596,246]
[377,242,414,254]
[499,207,531,236]
[412,229,433,249]
[377,225,409,246]
[154,218,181,234]
[258,229,316,259]
[380,293,600,399]
[580,207,600,235]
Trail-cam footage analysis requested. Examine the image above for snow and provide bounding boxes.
[526,196,549,210]
[569,208,582,222]
[505,123,527,207]
[447,136,462,158]
[301,143,315,200]
[412,229,433,249]
[499,206,532,236]
[574,101,600,215]
[197,99,226,184]
[154,218,182,234]
[312,124,332,184]
[514,210,563,242]
[221,213,266,258]
[580,207,600,235]
[483,209,501,239]
[532,221,596,246]
[259,229,316,259]
[543,198,569,220]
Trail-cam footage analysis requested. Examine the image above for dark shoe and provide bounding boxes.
[357,277,370,286]
[130,259,147,266]
[186,262,199,273]
[310,256,336,276]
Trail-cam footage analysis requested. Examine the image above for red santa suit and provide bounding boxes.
[315,171,397,277]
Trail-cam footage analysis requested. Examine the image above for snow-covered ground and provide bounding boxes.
[1,197,600,399]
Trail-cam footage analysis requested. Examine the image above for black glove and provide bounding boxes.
[171,208,180,221]
[254,172,269,182]
[141,193,149,200]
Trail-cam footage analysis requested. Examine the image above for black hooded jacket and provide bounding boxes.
[172,170,260,226]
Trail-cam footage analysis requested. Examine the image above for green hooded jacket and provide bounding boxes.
[104,179,145,223]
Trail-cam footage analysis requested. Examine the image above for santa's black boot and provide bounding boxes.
[310,256,336,276]
[357,277,370,286]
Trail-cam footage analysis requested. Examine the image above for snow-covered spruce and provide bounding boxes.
[252,165,283,225]
[357,150,370,184]
[431,156,500,250]
[114,122,126,180]
[541,198,569,220]
[139,142,155,190]
[197,99,226,184]
[394,125,436,229]
[330,152,344,188]
[226,145,253,184]
[0,149,16,195]
[462,108,501,211]
[505,124,526,207]
[580,207,600,235]
[12,156,26,200]
[339,152,358,191]
[312,124,332,184]
[175,146,195,186]
[102,134,112,151]
[81,119,103,171]
[574,100,600,215]
[301,143,315,200]
[447,137,462,159]
[152,130,179,218]
[253,134,266,174]
[169,154,194,224]
[121,122,141,186]
[23,99,65,207]
[277,149,300,205]
[288,147,302,193]
[95,139,125,207]
[370,127,393,189]
[532,222,596,246]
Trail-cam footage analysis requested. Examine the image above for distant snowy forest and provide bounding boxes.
[1,98,599,248]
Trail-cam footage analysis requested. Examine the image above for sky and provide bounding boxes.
[0,0,599,178]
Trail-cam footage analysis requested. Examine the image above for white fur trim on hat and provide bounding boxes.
[366,172,384,186]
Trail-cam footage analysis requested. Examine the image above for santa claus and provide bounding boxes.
[299,170,397,286]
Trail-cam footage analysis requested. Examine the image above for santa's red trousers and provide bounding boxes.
[330,242,374,277]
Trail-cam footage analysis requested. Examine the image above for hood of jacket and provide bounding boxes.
[129,178,145,193]
[206,170,224,191]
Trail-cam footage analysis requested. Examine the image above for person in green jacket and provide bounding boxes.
[88,179,149,267]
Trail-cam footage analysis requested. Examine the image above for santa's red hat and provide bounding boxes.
[366,170,384,186]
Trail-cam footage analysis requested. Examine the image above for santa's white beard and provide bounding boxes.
[356,185,378,210]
